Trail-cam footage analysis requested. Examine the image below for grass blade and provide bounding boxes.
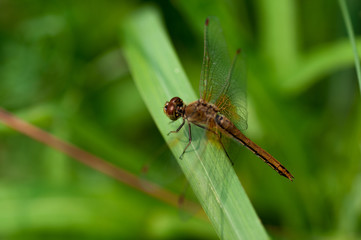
[338,0,361,94]
[121,6,268,240]
[280,38,361,95]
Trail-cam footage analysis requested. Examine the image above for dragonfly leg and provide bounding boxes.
[179,122,192,159]
[218,132,233,165]
[168,118,185,135]
[192,123,234,165]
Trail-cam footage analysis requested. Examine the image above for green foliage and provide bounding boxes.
[0,0,360,239]
[338,0,361,93]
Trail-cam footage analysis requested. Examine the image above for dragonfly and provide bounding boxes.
[163,17,294,181]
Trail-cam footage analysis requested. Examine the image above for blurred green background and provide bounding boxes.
[1,0,361,239]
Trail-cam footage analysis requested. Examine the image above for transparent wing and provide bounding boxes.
[199,17,247,130]
[216,49,247,130]
[200,17,230,103]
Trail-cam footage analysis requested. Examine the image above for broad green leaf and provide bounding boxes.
[121,6,268,240]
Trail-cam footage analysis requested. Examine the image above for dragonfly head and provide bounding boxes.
[164,97,185,121]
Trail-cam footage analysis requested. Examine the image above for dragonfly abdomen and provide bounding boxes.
[215,114,294,181]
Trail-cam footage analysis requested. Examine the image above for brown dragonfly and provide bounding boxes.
[163,17,294,181]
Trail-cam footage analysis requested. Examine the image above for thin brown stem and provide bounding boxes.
[0,107,206,219]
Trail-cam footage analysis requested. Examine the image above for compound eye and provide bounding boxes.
[164,103,176,119]
[170,97,180,103]
[164,98,182,121]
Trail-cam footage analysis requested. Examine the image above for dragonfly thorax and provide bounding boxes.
[164,97,185,121]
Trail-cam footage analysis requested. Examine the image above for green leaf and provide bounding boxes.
[338,0,361,94]
[121,6,268,240]
[257,0,299,77]
[279,38,361,95]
